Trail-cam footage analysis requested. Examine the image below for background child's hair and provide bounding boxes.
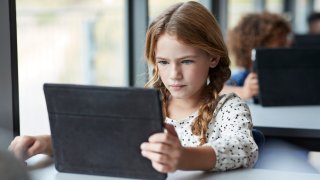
[228,11,291,69]
[144,1,231,145]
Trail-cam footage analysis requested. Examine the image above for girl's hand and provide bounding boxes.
[8,135,52,161]
[140,124,183,173]
[242,72,259,99]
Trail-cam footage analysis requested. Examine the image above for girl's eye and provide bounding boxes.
[157,60,169,65]
[182,60,194,64]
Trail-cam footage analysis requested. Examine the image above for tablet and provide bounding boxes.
[43,83,166,179]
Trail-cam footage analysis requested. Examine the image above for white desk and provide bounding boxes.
[27,105,320,179]
[28,155,320,180]
[249,104,320,138]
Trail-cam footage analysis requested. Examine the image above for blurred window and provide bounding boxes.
[228,0,255,30]
[148,0,196,20]
[315,0,320,11]
[266,0,284,13]
[294,0,309,33]
[16,0,125,135]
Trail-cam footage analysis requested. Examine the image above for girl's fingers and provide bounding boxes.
[8,140,16,151]
[140,142,170,154]
[27,140,43,158]
[164,124,178,137]
[141,150,177,173]
[141,126,182,173]
[151,161,176,173]
[151,161,169,173]
[141,141,182,160]
[8,136,36,161]
[148,133,178,146]
[141,149,170,164]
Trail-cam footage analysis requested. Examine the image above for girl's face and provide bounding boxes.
[155,33,218,101]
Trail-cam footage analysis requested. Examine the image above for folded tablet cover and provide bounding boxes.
[253,48,320,106]
[44,83,166,179]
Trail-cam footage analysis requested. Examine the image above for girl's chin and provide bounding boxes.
[169,92,187,99]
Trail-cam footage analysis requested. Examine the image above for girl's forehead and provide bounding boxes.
[158,33,179,43]
[155,34,210,59]
[156,33,194,52]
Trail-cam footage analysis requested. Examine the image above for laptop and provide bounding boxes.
[43,83,166,179]
[292,34,320,48]
[252,48,320,106]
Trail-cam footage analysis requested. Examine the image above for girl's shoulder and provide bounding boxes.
[213,93,248,115]
[217,93,242,105]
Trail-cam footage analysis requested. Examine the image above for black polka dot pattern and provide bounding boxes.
[165,93,259,171]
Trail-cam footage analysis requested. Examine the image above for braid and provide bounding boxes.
[145,67,171,121]
[191,82,219,145]
[159,86,170,118]
[191,63,228,145]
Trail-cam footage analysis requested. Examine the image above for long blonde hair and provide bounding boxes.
[144,1,231,145]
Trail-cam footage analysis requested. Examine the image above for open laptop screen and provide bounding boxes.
[292,34,320,48]
[252,48,320,106]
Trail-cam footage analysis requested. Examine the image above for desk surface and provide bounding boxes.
[28,155,320,180]
[249,104,320,138]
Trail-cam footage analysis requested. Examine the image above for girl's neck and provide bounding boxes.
[167,96,202,120]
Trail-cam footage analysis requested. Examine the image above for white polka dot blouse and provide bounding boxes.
[165,93,259,171]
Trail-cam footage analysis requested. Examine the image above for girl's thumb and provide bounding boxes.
[164,123,178,137]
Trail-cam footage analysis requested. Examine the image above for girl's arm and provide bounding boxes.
[204,94,259,171]
[8,135,53,161]
[178,146,216,170]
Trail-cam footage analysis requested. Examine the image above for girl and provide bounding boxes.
[140,1,258,172]
[9,1,258,173]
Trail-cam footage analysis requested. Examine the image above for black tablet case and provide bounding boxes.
[43,83,166,179]
[253,48,320,106]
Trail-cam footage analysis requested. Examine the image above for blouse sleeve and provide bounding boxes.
[203,94,259,171]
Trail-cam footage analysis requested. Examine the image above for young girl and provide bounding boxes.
[9,1,258,173]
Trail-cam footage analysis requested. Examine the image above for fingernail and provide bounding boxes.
[141,151,146,156]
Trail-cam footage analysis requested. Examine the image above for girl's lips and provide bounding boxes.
[170,85,185,91]
[170,84,185,87]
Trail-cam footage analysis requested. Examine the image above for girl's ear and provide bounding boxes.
[209,56,220,68]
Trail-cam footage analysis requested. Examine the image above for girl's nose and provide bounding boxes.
[170,64,182,80]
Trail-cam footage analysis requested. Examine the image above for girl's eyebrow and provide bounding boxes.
[155,57,167,60]
[155,55,198,60]
[176,55,198,60]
